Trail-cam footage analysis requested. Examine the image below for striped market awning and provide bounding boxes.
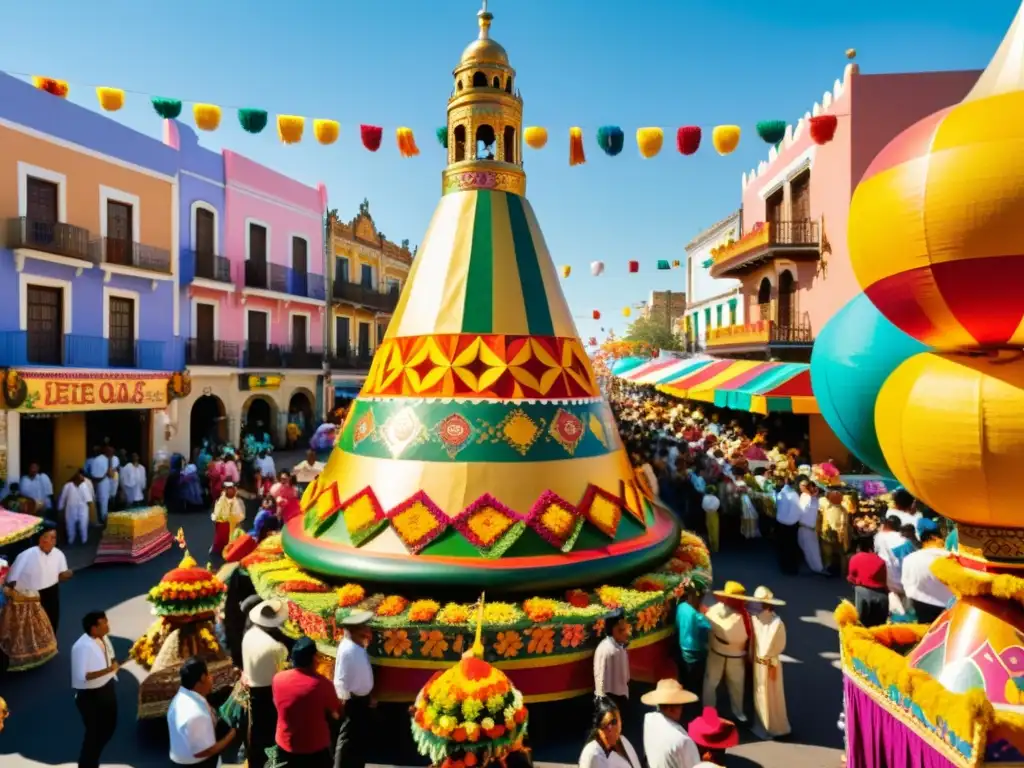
[617,357,678,382]
[656,358,818,415]
[610,356,649,376]
[637,357,717,385]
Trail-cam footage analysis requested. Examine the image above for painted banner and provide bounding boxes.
[2,369,170,412]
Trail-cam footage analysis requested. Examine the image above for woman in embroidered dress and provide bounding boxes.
[0,582,58,672]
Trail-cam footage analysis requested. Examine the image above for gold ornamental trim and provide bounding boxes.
[442,167,526,197]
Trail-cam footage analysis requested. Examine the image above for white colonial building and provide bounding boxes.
[682,211,743,350]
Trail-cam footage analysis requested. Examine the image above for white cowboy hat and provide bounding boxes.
[640,678,699,707]
[338,609,374,627]
[249,598,288,629]
[752,585,786,606]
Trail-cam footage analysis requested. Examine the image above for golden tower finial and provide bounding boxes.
[478,0,492,39]
[444,0,526,196]
[471,592,486,658]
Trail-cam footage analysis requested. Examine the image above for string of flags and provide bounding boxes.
[25,73,841,160]
[561,257,683,320]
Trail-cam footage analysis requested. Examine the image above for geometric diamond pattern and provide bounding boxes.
[362,334,599,400]
[301,482,648,555]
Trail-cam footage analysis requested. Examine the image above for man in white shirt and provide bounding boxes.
[88,448,112,523]
[168,657,236,767]
[775,480,801,575]
[902,528,955,623]
[642,679,702,768]
[888,489,921,530]
[71,610,120,768]
[594,613,632,713]
[292,449,325,488]
[120,452,147,506]
[19,462,53,515]
[242,599,289,768]
[333,610,375,768]
[797,482,827,574]
[58,470,91,545]
[5,526,72,632]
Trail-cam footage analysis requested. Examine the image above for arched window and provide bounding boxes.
[472,71,487,87]
[454,125,467,162]
[757,277,772,320]
[778,270,796,326]
[503,126,516,163]
[476,124,496,160]
[492,76,501,89]
[456,80,464,91]
[505,77,513,93]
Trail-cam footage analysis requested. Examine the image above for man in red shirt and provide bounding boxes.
[846,536,888,627]
[272,636,341,767]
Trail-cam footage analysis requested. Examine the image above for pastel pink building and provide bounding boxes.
[166,119,326,454]
[702,62,981,361]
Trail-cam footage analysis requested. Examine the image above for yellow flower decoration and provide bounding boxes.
[525,626,555,654]
[408,599,441,622]
[337,583,365,608]
[383,629,413,657]
[493,630,523,658]
[419,629,449,659]
[437,602,471,625]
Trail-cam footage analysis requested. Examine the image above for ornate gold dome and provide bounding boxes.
[459,5,509,65]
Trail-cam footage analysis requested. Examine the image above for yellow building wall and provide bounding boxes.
[53,413,86,487]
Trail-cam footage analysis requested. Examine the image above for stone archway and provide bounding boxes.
[286,388,316,445]
[241,394,278,445]
[190,394,227,452]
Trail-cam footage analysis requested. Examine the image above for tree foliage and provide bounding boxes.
[622,314,686,351]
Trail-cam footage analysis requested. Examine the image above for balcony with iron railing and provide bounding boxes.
[185,338,242,367]
[708,219,820,278]
[332,279,401,313]
[240,342,326,369]
[0,331,175,369]
[5,217,96,263]
[327,345,376,370]
[180,249,232,284]
[242,261,326,301]
[91,238,172,274]
[705,317,813,348]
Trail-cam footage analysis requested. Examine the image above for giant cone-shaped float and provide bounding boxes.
[289,4,678,591]
[839,3,1024,764]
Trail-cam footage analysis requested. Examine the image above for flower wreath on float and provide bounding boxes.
[412,595,529,768]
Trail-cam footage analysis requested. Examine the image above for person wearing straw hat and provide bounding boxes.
[332,609,375,768]
[641,679,702,768]
[688,707,739,764]
[749,586,791,739]
[701,582,752,722]
[243,599,290,768]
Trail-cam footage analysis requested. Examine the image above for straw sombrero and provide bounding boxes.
[640,678,699,707]
[712,581,753,601]
[752,586,785,606]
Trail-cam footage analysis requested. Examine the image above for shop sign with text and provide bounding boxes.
[2,369,170,412]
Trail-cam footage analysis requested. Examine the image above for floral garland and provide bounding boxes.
[148,568,227,617]
[245,532,713,658]
[834,601,990,760]
[412,655,528,766]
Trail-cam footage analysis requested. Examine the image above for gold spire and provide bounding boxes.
[444,1,526,196]
[964,0,1024,101]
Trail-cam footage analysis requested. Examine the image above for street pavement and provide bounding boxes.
[0,508,848,768]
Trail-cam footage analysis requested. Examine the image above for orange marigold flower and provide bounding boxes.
[408,599,441,622]
[419,629,449,658]
[522,597,556,622]
[525,626,555,654]
[561,624,585,648]
[376,595,409,617]
[493,630,523,658]
[337,583,366,608]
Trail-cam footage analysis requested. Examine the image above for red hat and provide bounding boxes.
[689,707,739,750]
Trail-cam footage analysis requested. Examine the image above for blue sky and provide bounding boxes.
[0,0,1015,341]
